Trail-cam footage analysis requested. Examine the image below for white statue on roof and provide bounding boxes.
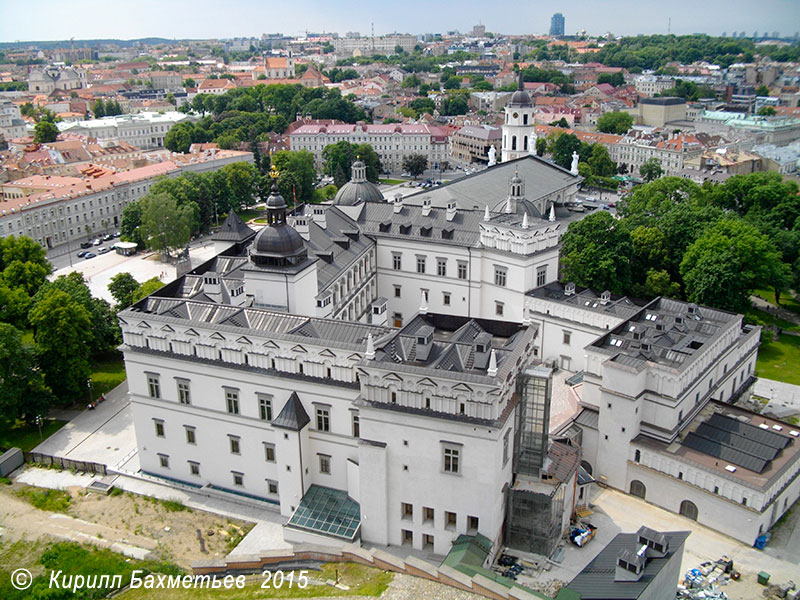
[487,144,497,166]
[570,151,579,176]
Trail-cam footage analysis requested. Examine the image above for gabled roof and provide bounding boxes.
[272,391,310,431]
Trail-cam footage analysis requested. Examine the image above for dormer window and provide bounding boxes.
[476,344,486,353]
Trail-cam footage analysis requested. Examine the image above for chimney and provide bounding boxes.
[415,325,434,362]
[487,349,498,377]
[291,215,310,240]
[311,205,326,229]
[393,193,403,214]
[446,200,457,221]
[600,290,611,305]
[419,290,428,314]
[484,205,491,221]
[365,333,375,359]
[565,282,576,296]
[421,197,432,217]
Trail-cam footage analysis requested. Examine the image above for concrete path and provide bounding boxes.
[753,377,800,415]
[35,381,137,468]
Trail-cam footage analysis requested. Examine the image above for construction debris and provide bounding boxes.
[678,555,738,600]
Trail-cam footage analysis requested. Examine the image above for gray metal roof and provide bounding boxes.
[272,391,311,431]
[404,155,581,211]
[527,282,647,320]
[212,211,256,242]
[563,530,690,599]
[356,203,484,248]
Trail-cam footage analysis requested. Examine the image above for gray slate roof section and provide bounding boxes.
[564,530,690,599]
[272,391,311,431]
[403,155,581,211]
[213,211,256,242]
[356,203,484,248]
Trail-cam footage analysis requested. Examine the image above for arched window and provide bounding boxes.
[634,449,641,463]
[679,500,698,521]
[580,460,593,476]
[523,136,528,150]
[630,480,646,499]
[511,136,517,151]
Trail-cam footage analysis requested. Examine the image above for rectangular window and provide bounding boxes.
[177,380,191,404]
[423,506,434,522]
[563,331,571,345]
[394,285,401,298]
[226,389,239,414]
[495,302,504,317]
[443,446,460,474]
[468,516,479,533]
[443,292,451,306]
[229,436,241,455]
[536,265,547,287]
[457,261,468,280]
[319,454,331,474]
[147,374,161,399]
[437,258,447,277]
[188,461,200,476]
[401,502,413,519]
[402,529,413,546]
[494,266,507,287]
[158,454,169,468]
[232,471,244,487]
[392,253,402,270]
[416,256,426,274]
[503,429,511,466]
[445,510,457,530]
[264,443,276,462]
[352,412,360,438]
[316,407,330,432]
[258,394,273,421]
[267,480,278,494]
[185,426,196,445]
[154,420,165,438]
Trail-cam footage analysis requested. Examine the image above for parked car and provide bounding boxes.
[92,239,102,246]
[103,233,114,241]
[80,241,92,249]
[84,252,97,259]
[97,247,110,254]
[77,250,89,258]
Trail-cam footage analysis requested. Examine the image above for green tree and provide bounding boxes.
[0,281,32,328]
[402,74,421,88]
[219,162,258,210]
[29,289,92,403]
[409,97,436,115]
[441,94,468,116]
[403,154,428,178]
[184,78,196,88]
[755,85,770,97]
[535,137,547,157]
[560,211,634,294]
[680,218,790,311]
[140,193,195,257]
[33,120,59,143]
[635,268,681,298]
[0,323,53,423]
[596,111,634,135]
[551,133,581,170]
[164,122,193,153]
[271,150,318,204]
[131,277,166,304]
[597,72,625,87]
[757,106,776,116]
[108,272,140,310]
[639,157,664,182]
[93,99,106,117]
[1,235,51,273]
[587,144,616,177]
[120,201,145,248]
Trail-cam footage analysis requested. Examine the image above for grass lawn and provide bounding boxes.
[120,563,393,599]
[756,334,800,385]
[0,418,67,452]
[745,307,800,332]
[89,352,127,400]
[252,217,268,224]
[226,209,266,222]
[379,178,404,185]
[753,288,800,316]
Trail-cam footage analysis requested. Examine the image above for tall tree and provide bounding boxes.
[551,133,581,170]
[33,120,59,143]
[402,154,428,178]
[0,323,53,423]
[271,150,317,204]
[596,111,634,134]
[108,272,140,310]
[29,289,93,403]
[640,157,664,182]
[131,277,166,304]
[560,211,634,294]
[680,218,790,311]
[139,193,195,258]
[120,202,145,248]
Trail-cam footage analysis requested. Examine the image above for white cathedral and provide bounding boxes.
[119,87,800,561]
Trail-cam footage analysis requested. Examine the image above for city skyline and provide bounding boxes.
[1,0,798,44]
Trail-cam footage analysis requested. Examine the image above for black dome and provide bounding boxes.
[249,183,307,266]
[508,71,532,107]
[333,159,385,206]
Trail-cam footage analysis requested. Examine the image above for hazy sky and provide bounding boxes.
[1,0,798,43]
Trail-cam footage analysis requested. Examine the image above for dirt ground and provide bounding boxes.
[0,480,254,569]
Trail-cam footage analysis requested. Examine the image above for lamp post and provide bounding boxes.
[35,415,42,440]
[86,378,93,408]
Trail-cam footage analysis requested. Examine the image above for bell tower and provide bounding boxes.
[502,72,536,163]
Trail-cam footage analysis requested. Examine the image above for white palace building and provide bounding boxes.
[119,85,800,559]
